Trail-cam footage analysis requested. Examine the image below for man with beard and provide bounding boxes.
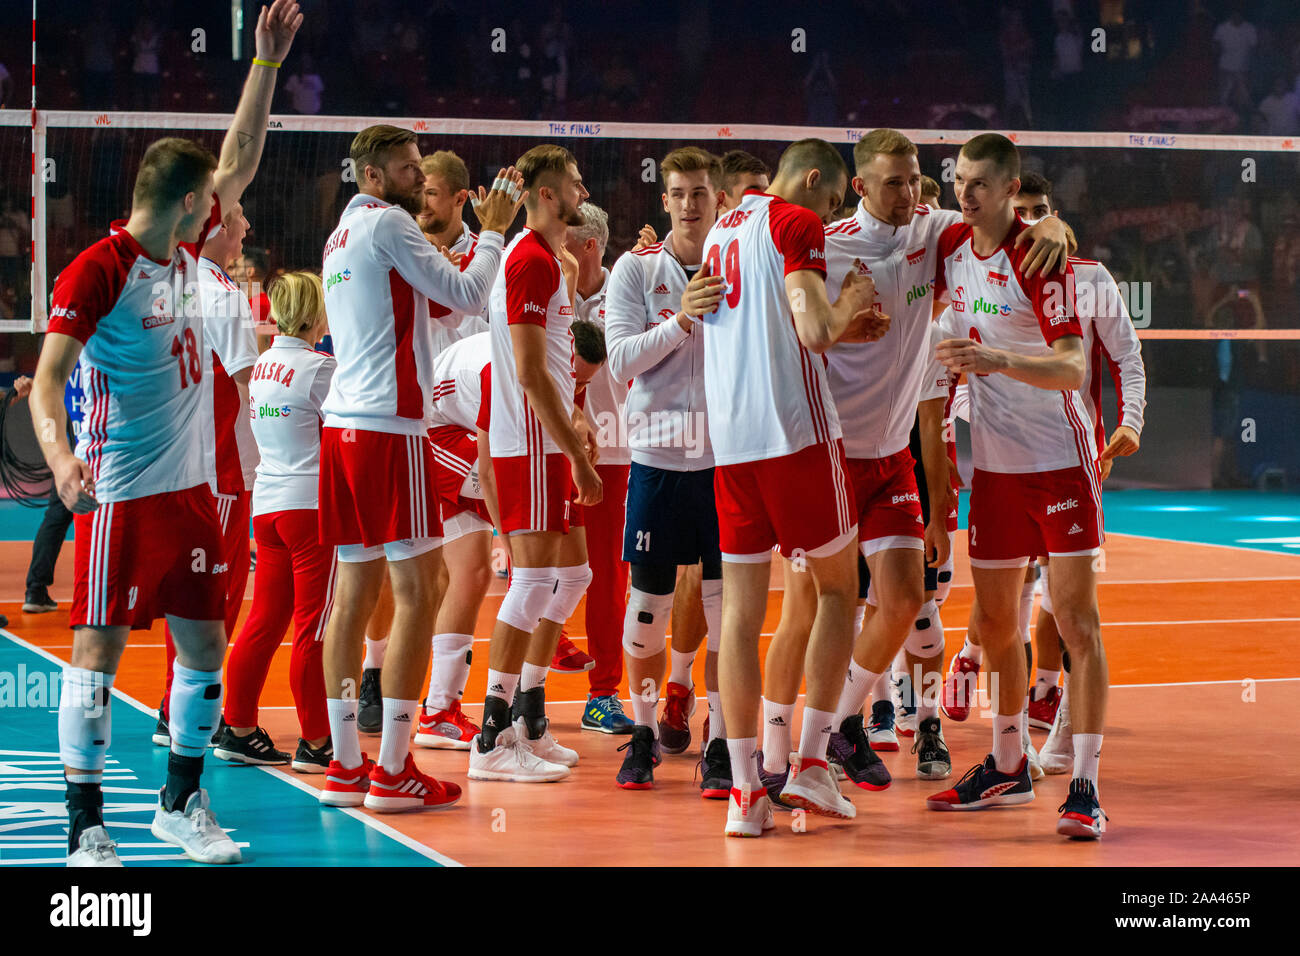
[316,124,525,810]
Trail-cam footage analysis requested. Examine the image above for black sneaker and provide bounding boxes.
[912,716,952,780]
[210,716,227,747]
[827,714,892,791]
[1057,778,1107,839]
[152,704,170,747]
[698,737,732,799]
[291,737,334,774]
[213,726,290,765]
[358,668,382,734]
[756,749,793,810]
[926,753,1034,811]
[615,726,660,789]
[22,587,58,613]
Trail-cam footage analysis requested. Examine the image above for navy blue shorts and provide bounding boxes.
[622,462,721,566]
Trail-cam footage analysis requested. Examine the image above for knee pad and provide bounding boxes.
[630,561,677,595]
[59,667,114,771]
[1038,564,1054,615]
[541,563,594,625]
[935,555,954,605]
[904,599,945,658]
[497,566,557,633]
[169,663,223,757]
[701,576,723,653]
[622,587,675,658]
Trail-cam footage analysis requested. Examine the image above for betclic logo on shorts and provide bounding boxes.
[1046,498,1078,515]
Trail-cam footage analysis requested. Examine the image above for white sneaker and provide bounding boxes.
[724,785,775,837]
[516,718,579,768]
[781,756,857,819]
[67,825,123,867]
[1022,719,1044,781]
[1040,681,1074,774]
[468,726,570,782]
[150,789,242,864]
[891,672,918,737]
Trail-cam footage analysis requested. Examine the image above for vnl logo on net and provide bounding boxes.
[591,407,709,459]
[0,666,106,716]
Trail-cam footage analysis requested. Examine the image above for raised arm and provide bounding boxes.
[213,0,303,211]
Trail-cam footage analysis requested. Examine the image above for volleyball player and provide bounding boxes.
[220,272,336,770]
[29,0,302,866]
[316,125,524,811]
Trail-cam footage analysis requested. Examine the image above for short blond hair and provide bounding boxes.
[661,147,722,190]
[852,128,917,173]
[516,144,577,194]
[270,271,325,338]
[420,150,469,194]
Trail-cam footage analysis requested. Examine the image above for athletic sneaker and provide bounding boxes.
[291,738,333,773]
[925,754,1034,811]
[319,754,374,807]
[781,756,857,819]
[22,586,58,613]
[364,753,462,813]
[658,681,695,754]
[698,736,732,799]
[415,700,479,750]
[581,694,635,734]
[468,725,570,783]
[209,717,227,748]
[616,725,660,789]
[867,699,899,752]
[941,654,980,721]
[1056,778,1107,839]
[151,788,241,864]
[1025,738,1044,782]
[756,750,793,810]
[725,786,775,838]
[912,716,952,780]
[67,825,122,867]
[516,716,579,768]
[357,668,382,734]
[152,706,170,747]
[1039,687,1073,774]
[1028,685,1063,731]
[892,669,917,737]
[213,725,290,766]
[827,715,892,791]
[550,633,595,673]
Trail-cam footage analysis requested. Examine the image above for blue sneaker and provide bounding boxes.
[581,694,635,734]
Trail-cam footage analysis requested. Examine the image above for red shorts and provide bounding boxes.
[714,439,857,561]
[968,465,1104,567]
[72,484,226,629]
[493,452,573,534]
[848,449,925,554]
[319,427,442,547]
[429,424,491,523]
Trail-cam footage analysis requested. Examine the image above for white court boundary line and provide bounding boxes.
[0,628,460,868]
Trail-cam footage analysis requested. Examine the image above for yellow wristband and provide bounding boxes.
[252,58,281,68]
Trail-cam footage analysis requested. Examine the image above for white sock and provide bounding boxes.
[427,633,473,711]
[960,637,982,665]
[485,669,519,705]
[378,698,417,775]
[1017,581,1035,644]
[993,711,1024,774]
[631,676,659,733]
[520,661,549,693]
[1033,668,1060,700]
[362,637,388,670]
[916,658,941,722]
[869,668,891,705]
[761,698,794,772]
[853,603,866,637]
[1073,732,1103,790]
[706,690,725,741]
[797,706,835,764]
[327,698,361,769]
[668,649,696,689]
[701,576,722,648]
[727,736,759,789]
[833,661,880,727]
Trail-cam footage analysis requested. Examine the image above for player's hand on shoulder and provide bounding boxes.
[470,167,527,235]
[632,224,657,251]
[1015,216,1069,278]
[438,245,465,268]
[681,262,724,317]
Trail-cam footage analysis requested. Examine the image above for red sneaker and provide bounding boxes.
[415,700,479,750]
[364,753,462,813]
[550,632,595,673]
[658,681,695,754]
[1027,685,1062,731]
[319,754,374,807]
[941,654,980,722]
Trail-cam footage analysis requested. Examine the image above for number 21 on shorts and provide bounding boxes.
[635,529,652,552]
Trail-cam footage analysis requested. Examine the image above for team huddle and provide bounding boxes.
[29,1,1147,865]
